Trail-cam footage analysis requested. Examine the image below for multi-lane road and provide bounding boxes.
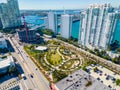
[8,36,50,90]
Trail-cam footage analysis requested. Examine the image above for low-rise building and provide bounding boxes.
[0,32,7,48]
[0,56,15,73]
[56,69,110,90]
[35,46,48,51]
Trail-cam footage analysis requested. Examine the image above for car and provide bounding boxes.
[97,77,100,81]
[100,66,103,68]
[99,70,103,73]
[106,76,109,80]
[104,73,107,76]
[21,74,27,80]
[99,73,102,76]
[96,70,100,73]
[101,80,103,83]
[30,74,33,78]
[111,77,116,82]
[91,64,95,67]
[108,85,112,88]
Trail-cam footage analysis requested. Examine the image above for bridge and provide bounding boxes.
[30,24,45,30]
[30,18,80,30]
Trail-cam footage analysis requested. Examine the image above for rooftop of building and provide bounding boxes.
[0,32,3,38]
[35,46,48,51]
[0,33,6,42]
[0,38,6,42]
[0,56,14,69]
[56,69,110,90]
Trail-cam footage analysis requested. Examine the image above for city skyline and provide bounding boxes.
[0,0,120,90]
[0,0,120,10]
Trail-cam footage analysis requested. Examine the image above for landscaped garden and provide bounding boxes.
[24,40,83,82]
[46,47,62,66]
[59,59,80,70]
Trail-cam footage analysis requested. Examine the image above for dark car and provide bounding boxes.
[106,76,109,80]
[23,76,27,80]
[30,74,33,78]
[108,85,112,88]
[111,77,116,82]
[97,77,100,81]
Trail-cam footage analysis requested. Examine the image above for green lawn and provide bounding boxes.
[51,52,61,61]
[59,60,74,70]
[47,51,62,66]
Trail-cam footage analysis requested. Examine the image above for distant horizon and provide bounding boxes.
[0,0,120,10]
[19,5,119,10]
[20,9,84,11]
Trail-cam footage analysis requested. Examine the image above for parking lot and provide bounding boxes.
[87,64,120,90]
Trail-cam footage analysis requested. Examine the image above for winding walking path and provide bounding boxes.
[44,47,83,72]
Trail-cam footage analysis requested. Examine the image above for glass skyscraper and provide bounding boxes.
[0,0,21,28]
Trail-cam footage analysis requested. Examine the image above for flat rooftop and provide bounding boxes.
[56,69,110,90]
[35,46,47,51]
[0,56,14,69]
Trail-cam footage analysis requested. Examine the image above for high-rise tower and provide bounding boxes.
[0,0,21,28]
[47,12,58,35]
[79,4,119,49]
[61,14,73,39]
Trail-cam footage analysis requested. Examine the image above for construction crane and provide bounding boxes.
[22,14,29,43]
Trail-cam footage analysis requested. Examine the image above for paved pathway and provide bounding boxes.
[44,47,83,72]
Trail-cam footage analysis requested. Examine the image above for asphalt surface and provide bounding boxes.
[8,36,50,90]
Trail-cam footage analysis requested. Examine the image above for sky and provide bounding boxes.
[0,0,120,10]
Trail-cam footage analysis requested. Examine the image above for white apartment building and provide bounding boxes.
[79,4,119,49]
[44,17,48,28]
[48,12,58,34]
[0,55,15,73]
[61,14,73,39]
